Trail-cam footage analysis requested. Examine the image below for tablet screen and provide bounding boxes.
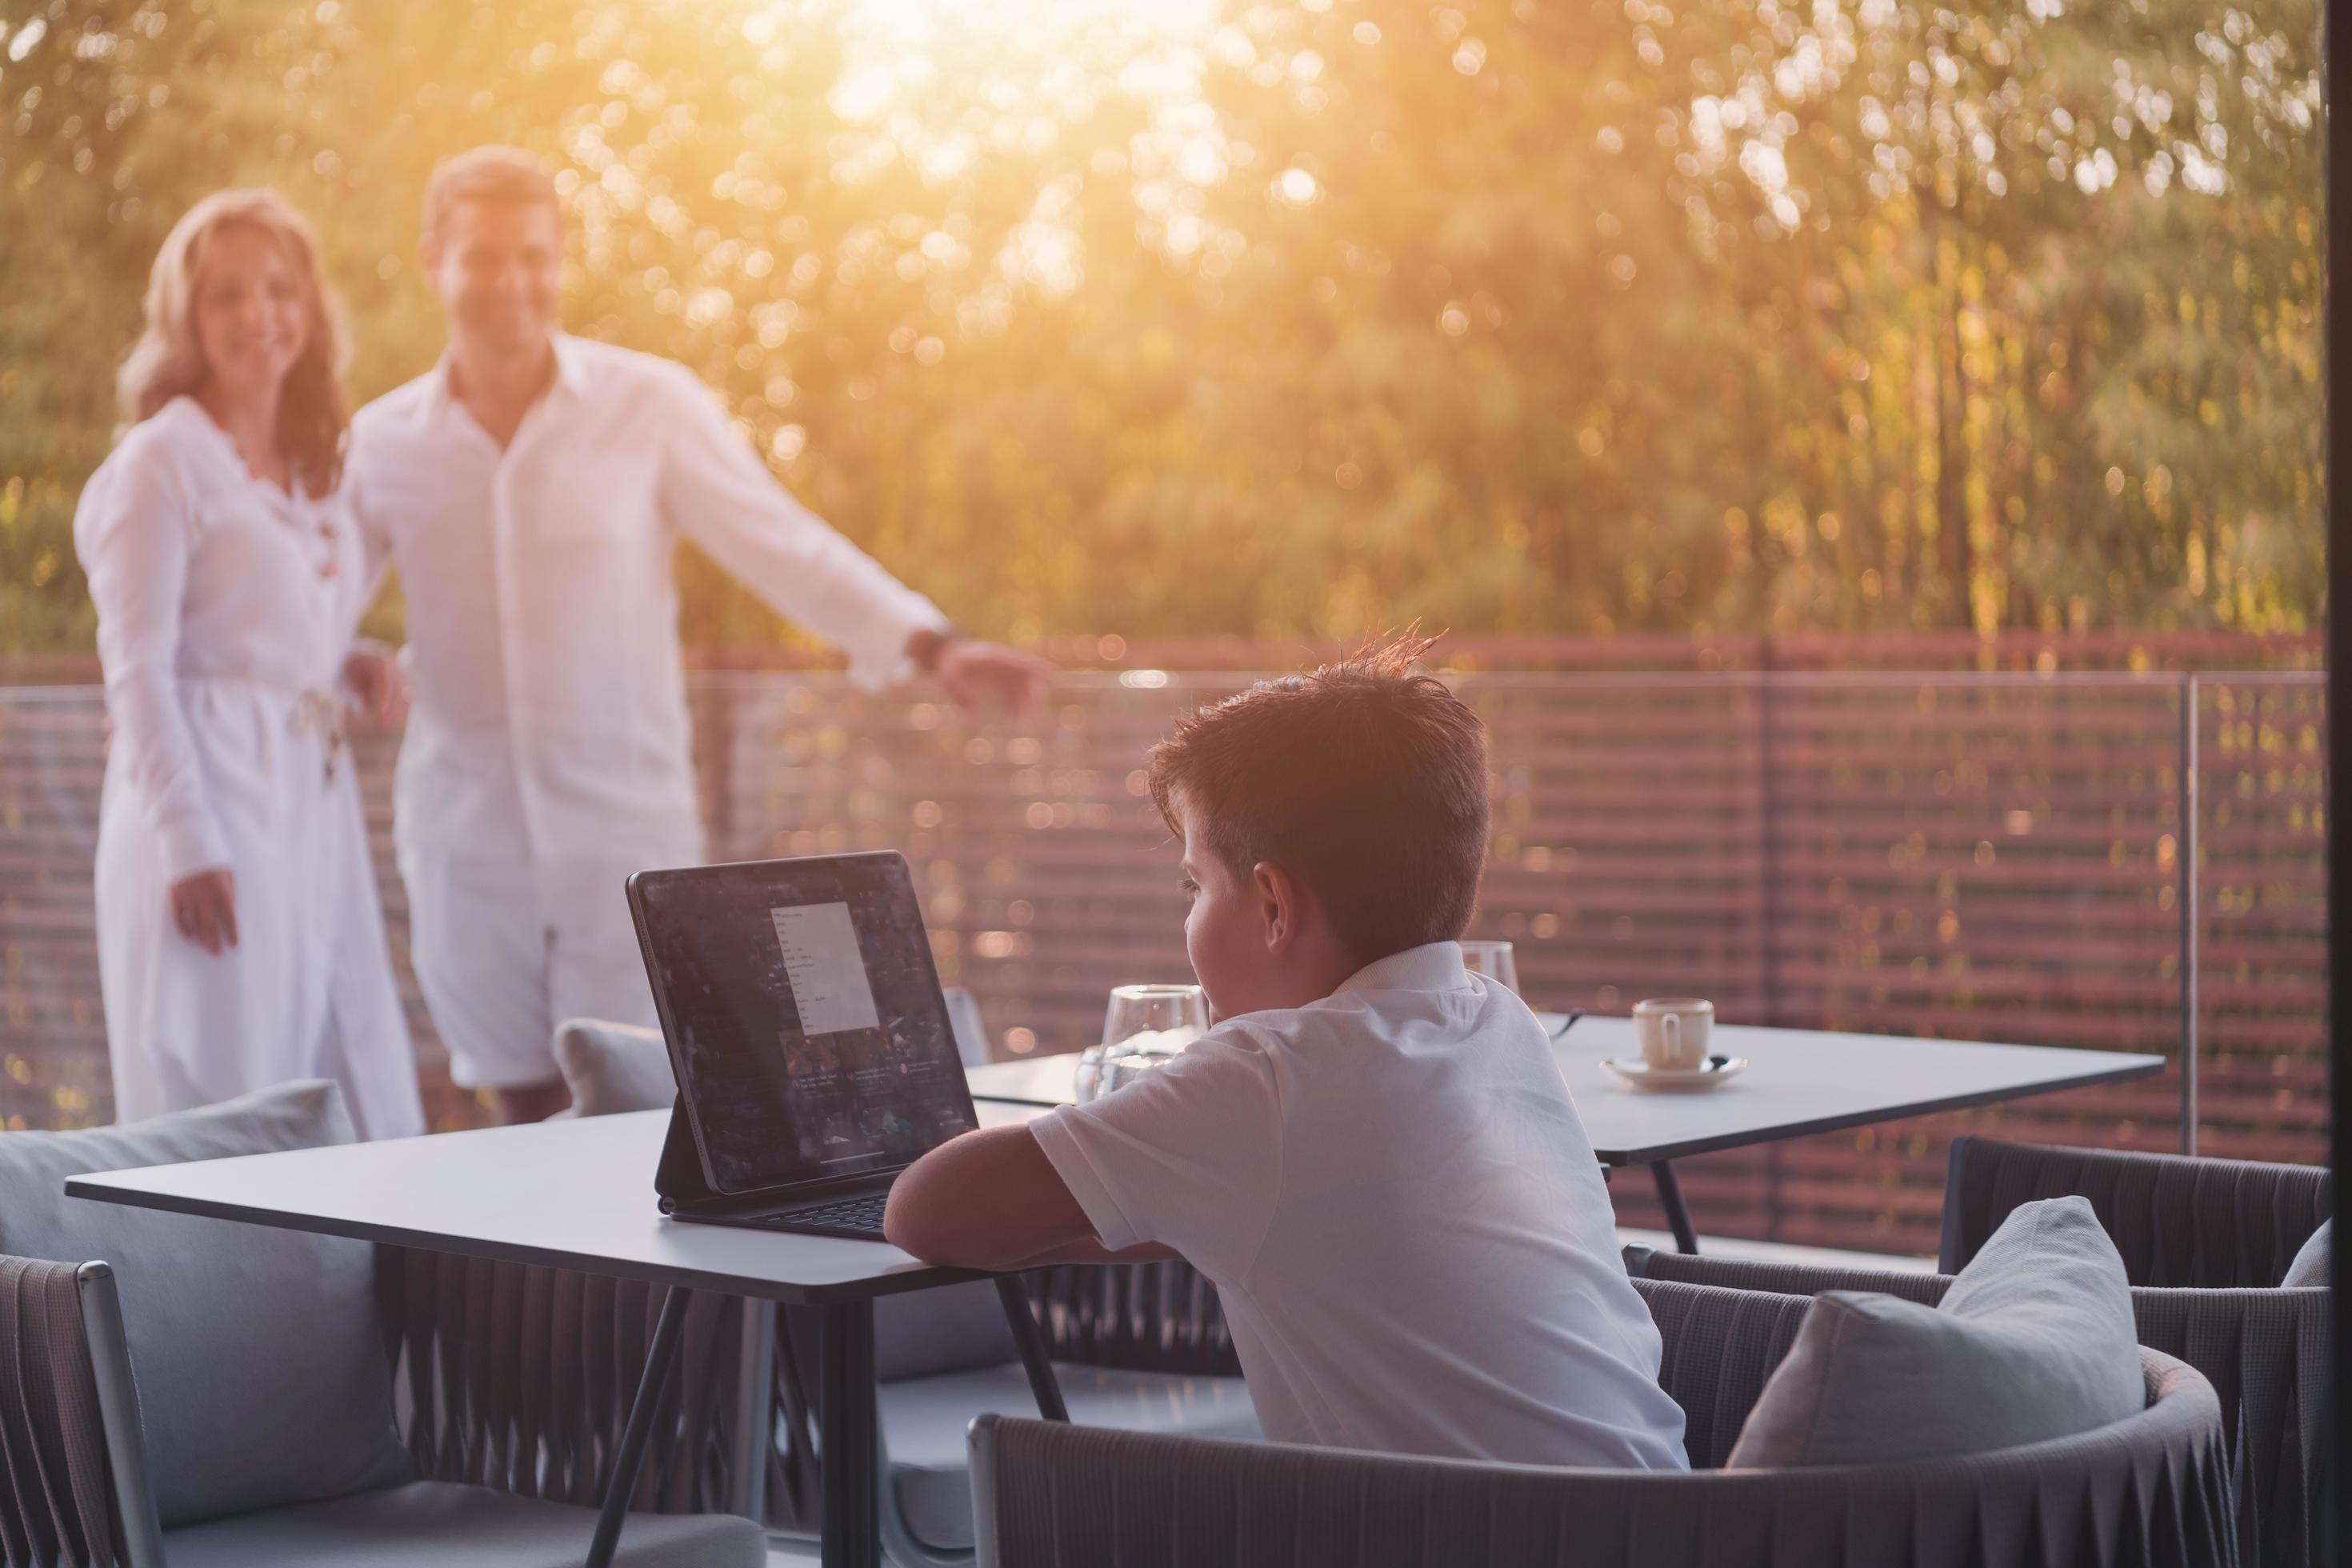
[628,853,978,1194]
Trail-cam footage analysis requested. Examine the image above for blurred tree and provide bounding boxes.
[0,0,2322,656]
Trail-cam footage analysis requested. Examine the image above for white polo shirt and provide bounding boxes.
[1031,942,1689,1470]
[346,334,947,866]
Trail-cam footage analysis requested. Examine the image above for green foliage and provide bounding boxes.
[0,0,2323,655]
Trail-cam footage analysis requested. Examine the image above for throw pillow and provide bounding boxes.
[874,1281,1020,1382]
[1727,1195,2142,1468]
[2281,1218,2330,1288]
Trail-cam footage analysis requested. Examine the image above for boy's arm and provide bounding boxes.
[884,1123,1179,1270]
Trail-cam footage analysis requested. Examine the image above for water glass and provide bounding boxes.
[1075,983,1208,1102]
[1459,939,1519,994]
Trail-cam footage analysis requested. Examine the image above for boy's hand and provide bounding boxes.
[886,1122,1170,1270]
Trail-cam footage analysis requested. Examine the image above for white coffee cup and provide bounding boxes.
[1633,998,1714,1070]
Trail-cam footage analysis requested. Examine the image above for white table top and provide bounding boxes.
[66,1101,1048,1305]
[963,1016,2166,1165]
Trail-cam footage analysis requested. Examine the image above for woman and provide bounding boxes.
[74,189,426,1139]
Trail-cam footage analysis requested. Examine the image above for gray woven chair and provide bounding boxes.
[0,1081,765,1567]
[0,1250,766,1567]
[969,1277,2238,1568]
[1941,1137,2333,1286]
[376,1246,761,1518]
[1627,1246,2331,1568]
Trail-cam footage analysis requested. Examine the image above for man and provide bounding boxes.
[350,146,1049,1122]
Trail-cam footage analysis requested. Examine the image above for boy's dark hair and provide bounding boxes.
[1146,637,1490,962]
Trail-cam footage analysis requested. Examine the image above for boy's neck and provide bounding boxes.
[1246,942,1372,1015]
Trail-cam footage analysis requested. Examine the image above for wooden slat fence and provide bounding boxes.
[0,662,2326,1258]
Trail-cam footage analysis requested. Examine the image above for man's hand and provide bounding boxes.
[932,639,1054,715]
[170,868,239,956]
[342,646,411,730]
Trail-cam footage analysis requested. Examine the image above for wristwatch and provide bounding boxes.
[905,626,968,673]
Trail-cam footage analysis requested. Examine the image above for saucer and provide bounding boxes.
[1600,1056,1748,1092]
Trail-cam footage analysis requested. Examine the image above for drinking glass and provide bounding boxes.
[1075,984,1209,1102]
[1459,939,1519,994]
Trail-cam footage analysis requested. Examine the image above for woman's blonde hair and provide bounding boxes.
[117,188,351,497]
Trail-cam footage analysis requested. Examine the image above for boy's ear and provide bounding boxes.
[1251,860,1306,953]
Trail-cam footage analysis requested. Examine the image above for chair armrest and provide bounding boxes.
[1626,1248,1953,1306]
[0,1253,138,1567]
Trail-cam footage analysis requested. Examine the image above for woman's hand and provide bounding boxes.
[342,645,410,730]
[170,868,239,955]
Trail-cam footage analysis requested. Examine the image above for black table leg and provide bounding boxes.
[1651,1162,1701,1254]
[818,1299,880,1568]
[586,1284,692,1568]
[995,1274,1070,1422]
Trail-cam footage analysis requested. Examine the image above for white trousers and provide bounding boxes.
[398,846,676,1089]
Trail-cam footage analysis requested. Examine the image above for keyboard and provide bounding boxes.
[751,1194,891,1239]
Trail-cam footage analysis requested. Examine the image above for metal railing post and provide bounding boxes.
[2178,674,2199,1157]
[1758,641,1782,1026]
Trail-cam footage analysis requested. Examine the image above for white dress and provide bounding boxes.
[74,397,425,1139]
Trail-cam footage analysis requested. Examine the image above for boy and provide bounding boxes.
[884,641,1686,1468]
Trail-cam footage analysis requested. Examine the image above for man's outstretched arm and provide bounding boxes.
[654,366,1050,706]
[884,1122,1176,1270]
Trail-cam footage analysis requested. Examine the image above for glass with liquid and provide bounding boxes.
[1075,983,1209,1102]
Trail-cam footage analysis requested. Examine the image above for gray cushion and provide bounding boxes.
[1727,1195,2142,1468]
[551,1018,675,1118]
[887,1362,1259,1550]
[2280,1217,2330,1287]
[875,1279,1019,1381]
[158,1478,766,1567]
[0,1082,413,1524]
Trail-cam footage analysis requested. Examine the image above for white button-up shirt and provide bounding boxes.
[347,334,946,863]
[1031,942,1689,1470]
